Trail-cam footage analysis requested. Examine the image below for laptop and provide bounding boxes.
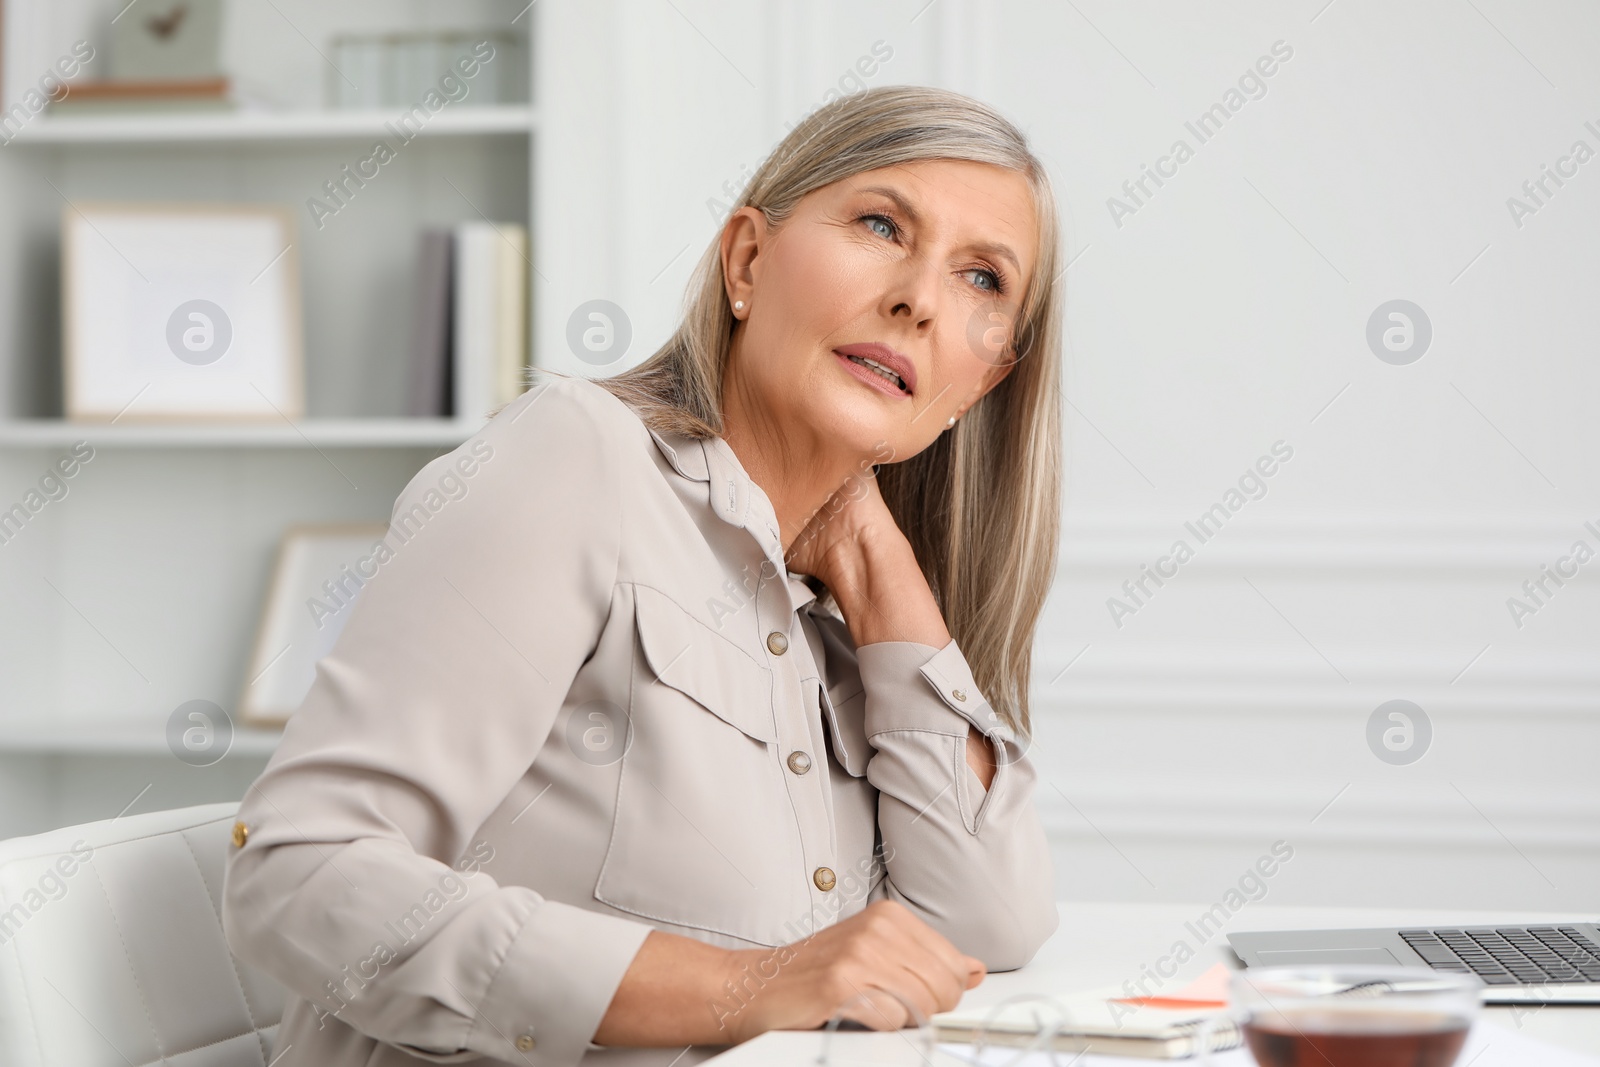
[1228,923,1600,1003]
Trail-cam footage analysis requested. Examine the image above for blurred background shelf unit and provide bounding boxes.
[0,0,537,839]
[0,418,478,448]
[5,105,535,144]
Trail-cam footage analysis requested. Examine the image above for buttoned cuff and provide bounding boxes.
[469,897,653,1067]
[855,639,1014,744]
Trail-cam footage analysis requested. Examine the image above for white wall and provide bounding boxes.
[534,0,1600,912]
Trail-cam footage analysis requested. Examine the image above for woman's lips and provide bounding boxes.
[831,343,917,398]
[833,350,912,399]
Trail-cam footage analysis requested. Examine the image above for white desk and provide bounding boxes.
[704,901,1600,1064]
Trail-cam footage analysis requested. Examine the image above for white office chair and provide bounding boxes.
[0,802,285,1066]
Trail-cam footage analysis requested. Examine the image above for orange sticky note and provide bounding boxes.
[1111,962,1231,1009]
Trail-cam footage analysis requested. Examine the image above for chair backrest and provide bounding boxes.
[0,802,284,1067]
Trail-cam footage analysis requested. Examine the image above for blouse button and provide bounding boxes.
[231,821,248,848]
[515,1033,536,1052]
[786,750,812,775]
[766,631,790,656]
[813,866,837,891]
[952,688,968,702]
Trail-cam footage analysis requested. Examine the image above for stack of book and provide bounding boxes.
[328,31,524,109]
[407,224,530,424]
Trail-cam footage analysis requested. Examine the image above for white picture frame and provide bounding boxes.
[62,202,303,421]
[238,523,388,728]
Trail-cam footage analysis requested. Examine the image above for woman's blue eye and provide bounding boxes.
[965,268,1004,294]
[861,212,1005,294]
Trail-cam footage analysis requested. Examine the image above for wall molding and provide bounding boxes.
[1042,514,1598,714]
[1033,782,1600,851]
[1058,514,1600,573]
[1031,686,1600,718]
[1029,651,1600,716]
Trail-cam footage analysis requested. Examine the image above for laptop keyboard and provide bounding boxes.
[1401,927,1600,985]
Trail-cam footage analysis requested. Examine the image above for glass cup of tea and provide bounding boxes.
[1212,965,1483,1067]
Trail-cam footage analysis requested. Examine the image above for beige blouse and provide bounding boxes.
[222,374,1057,1067]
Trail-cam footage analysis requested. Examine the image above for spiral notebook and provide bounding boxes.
[933,964,1240,1058]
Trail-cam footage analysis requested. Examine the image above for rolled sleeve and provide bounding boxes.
[856,640,1016,745]
[852,638,1058,971]
[469,897,654,1064]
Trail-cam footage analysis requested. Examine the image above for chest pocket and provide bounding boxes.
[593,585,808,946]
[634,584,777,742]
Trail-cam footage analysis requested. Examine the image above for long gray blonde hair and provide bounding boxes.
[596,85,1063,737]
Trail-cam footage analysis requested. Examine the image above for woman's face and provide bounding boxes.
[721,159,1038,467]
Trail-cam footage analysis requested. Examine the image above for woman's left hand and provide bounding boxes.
[783,464,890,589]
[785,467,951,650]
[786,467,998,790]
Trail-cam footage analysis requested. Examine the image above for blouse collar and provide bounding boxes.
[645,426,818,616]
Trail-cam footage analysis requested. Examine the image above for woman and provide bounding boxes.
[223,84,1063,1067]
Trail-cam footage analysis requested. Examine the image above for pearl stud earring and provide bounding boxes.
[946,416,957,428]
[734,300,745,310]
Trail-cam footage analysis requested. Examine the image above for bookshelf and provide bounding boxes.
[0,418,478,448]
[0,0,538,837]
[6,105,535,144]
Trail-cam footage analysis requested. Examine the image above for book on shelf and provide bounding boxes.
[407,229,454,418]
[328,31,527,110]
[451,222,529,425]
[494,225,530,406]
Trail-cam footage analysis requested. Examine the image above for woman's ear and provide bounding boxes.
[966,355,1017,410]
[967,305,1029,401]
[720,206,766,314]
[983,356,1017,394]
